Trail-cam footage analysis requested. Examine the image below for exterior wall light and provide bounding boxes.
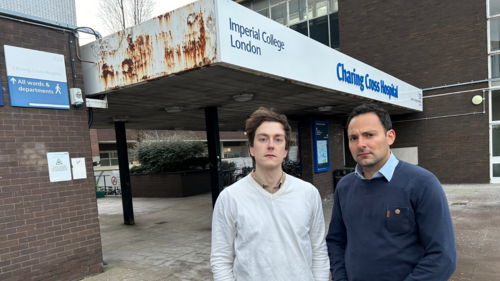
[233,93,254,102]
[318,106,332,111]
[165,106,183,113]
[471,95,483,105]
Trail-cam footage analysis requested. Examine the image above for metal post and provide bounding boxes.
[113,117,135,225]
[204,107,223,208]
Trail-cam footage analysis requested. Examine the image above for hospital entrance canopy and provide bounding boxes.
[81,0,422,130]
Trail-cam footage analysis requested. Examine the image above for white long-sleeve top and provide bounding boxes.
[210,173,330,281]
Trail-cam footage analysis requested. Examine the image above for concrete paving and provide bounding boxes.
[80,184,500,281]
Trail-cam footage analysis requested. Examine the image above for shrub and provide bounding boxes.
[282,160,301,178]
[131,132,207,174]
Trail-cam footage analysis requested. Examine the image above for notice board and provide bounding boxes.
[313,121,330,173]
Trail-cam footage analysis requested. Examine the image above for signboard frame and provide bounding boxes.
[4,45,70,110]
[312,121,331,173]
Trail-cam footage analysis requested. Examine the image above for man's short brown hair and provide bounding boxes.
[245,107,292,150]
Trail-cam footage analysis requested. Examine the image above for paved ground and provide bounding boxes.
[81,184,500,281]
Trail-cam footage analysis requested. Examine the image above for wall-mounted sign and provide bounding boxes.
[4,45,70,109]
[47,152,72,182]
[0,75,3,106]
[313,121,330,173]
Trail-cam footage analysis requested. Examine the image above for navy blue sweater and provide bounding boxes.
[326,161,457,281]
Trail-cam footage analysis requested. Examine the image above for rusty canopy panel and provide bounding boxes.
[81,0,217,95]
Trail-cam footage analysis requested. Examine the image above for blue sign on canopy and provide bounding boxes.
[4,45,70,110]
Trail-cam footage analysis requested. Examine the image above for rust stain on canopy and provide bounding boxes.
[82,0,217,93]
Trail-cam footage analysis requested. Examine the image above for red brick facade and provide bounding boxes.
[0,18,103,280]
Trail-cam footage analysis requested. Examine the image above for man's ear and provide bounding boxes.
[249,143,254,157]
[387,129,396,146]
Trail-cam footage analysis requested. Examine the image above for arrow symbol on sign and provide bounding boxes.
[10,78,16,84]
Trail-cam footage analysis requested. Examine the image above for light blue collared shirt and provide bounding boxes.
[354,152,399,182]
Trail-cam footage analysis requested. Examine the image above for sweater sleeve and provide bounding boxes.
[325,186,348,281]
[210,192,236,281]
[309,188,331,281]
[403,176,457,281]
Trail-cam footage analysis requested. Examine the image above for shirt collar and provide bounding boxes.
[251,170,286,189]
[355,152,399,182]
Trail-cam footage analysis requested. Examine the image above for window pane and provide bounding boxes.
[328,0,338,13]
[308,0,328,20]
[243,3,252,9]
[290,21,308,37]
[270,0,285,5]
[493,91,500,121]
[289,0,307,24]
[100,159,110,166]
[491,0,500,16]
[329,13,340,48]
[111,159,119,166]
[100,153,109,159]
[253,0,269,11]
[494,163,500,177]
[494,125,500,157]
[491,18,500,52]
[491,54,500,87]
[111,152,119,158]
[310,15,329,46]
[271,2,287,25]
[257,8,269,18]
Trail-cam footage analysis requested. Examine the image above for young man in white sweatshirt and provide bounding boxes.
[210,107,330,281]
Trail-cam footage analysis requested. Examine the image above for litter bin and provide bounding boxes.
[333,168,355,193]
[96,190,105,198]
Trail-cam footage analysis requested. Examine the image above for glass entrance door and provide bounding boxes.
[493,124,500,183]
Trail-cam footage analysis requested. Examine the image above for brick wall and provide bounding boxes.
[0,18,103,280]
[299,117,346,198]
[338,0,490,183]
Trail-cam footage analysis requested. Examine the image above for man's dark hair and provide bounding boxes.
[346,103,392,132]
[245,107,292,150]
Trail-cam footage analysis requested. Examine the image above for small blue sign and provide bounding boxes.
[7,76,69,109]
[0,75,3,106]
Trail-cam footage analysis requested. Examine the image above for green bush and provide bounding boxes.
[131,132,208,174]
[282,160,301,178]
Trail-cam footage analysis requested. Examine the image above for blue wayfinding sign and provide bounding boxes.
[4,45,70,110]
[7,76,69,109]
[0,75,3,106]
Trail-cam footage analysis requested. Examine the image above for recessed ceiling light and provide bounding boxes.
[112,116,129,122]
[233,93,254,102]
[218,122,226,126]
[174,127,185,130]
[318,106,332,112]
[165,106,183,113]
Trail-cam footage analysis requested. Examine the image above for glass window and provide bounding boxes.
[289,0,307,24]
[494,164,500,177]
[271,2,287,25]
[491,54,500,86]
[491,17,500,52]
[253,0,269,11]
[329,13,340,48]
[493,125,500,157]
[493,91,500,121]
[100,159,110,166]
[100,152,109,159]
[257,8,269,18]
[491,0,500,17]
[243,3,252,9]
[309,15,329,46]
[290,21,308,37]
[270,0,285,5]
[308,0,328,20]
[328,0,338,13]
[111,159,119,165]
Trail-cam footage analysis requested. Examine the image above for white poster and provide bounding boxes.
[317,141,328,164]
[47,152,72,182]
[71,158,87,179]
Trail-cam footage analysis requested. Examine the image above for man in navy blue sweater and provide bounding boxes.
[326,103,457,281]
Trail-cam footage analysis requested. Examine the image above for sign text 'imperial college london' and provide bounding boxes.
[229,18,286,56]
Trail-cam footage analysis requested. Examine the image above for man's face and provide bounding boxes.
[347,112,395,173]
[249,121,288,171]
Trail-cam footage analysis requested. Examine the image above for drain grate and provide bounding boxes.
[451,202,467,206]
[155,221,168,224]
